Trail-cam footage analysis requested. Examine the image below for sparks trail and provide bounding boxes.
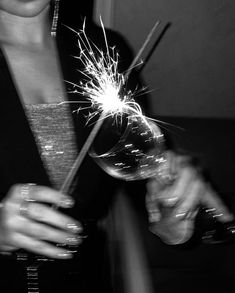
[63,18,157,126]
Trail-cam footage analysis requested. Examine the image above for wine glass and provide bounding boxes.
[89,112,169,181]
[89,111,235,244]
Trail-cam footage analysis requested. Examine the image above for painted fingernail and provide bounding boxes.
[57,253,73,259]
[164,196,178,207]
[66,237,81,245]
[67,223,82,233]
[60,197,74,208]
[67,249,78,254]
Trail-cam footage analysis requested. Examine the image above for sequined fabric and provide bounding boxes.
[25,103,78,189]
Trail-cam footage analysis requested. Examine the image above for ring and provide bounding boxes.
[19,200,30,217]
[19,184,35,217]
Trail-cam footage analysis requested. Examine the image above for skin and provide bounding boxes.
[0,0,51,17]
[146,151,234,244]
[0,185,82,259]
[0,0,65,105]
[0,1,83,259]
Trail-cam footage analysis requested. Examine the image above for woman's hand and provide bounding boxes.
[0,184,83,259]
[146,151,234,245]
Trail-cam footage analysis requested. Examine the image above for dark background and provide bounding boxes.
[113,0,235,119]
[59,0,94,27]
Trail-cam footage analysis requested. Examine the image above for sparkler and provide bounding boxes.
[60,19,160,194]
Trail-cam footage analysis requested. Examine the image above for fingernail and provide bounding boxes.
[60,197,74,208]
[57,253,73,259]
[67,223,82,233]
[66,237,81,245]
[164,196,178,207]
[67,249,78,254]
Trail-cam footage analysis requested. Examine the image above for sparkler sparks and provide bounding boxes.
[65,18,153,124]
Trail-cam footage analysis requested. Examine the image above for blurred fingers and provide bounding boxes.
[23,201,82,233]
[10,184,74,209]
[10,233,73,259]
[173,177,205,220]
[16,218,82,246]
[159,165,197,207]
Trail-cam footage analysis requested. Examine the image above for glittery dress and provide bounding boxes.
[25,103,78,189]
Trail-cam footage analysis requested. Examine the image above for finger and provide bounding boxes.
[155,151,177,186]
[160,166,197,207]
[146,165,196,210]
[201,185,234,222]
[146,179,161,196]
[145,152,184,198]
[16,219,82,246]
[145,193,161,222]
[149,214,195,245]
[31,185,75,208]
[173,178,204,220]
[0,242,18,252]
[11,233,73,259]
[11,184,74,209]
[24,202,82,233]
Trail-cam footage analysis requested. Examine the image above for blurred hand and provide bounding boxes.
[0,184,83,259]
[146,151,234,245]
